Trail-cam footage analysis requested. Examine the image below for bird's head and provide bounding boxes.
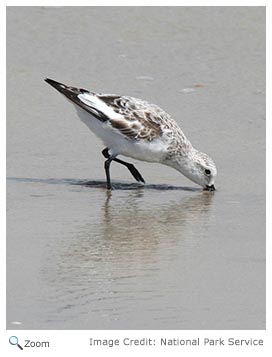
[172,149,217,191]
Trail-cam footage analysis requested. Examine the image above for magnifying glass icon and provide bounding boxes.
[9,336,23,350]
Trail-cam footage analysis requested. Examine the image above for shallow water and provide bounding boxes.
[7,6,265,329]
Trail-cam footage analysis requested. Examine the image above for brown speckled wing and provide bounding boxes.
[97,95,166,141]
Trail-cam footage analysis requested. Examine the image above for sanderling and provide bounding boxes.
[45,79,217,191]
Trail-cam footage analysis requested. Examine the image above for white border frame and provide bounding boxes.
[1,1,270,356]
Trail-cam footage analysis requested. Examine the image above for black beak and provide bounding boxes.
[204,184,216,191]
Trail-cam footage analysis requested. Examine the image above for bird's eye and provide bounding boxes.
[205,169,211,175]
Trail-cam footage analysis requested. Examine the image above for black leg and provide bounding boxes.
[114,158,145,183]
[104,157,113,190]
[102,148,145,183]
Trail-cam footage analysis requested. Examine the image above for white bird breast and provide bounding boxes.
[73,104,166,163]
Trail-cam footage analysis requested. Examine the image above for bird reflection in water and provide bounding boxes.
[99,185,215,262]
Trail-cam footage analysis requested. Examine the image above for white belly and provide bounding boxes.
[119,140,167,163]
[74,106,167,163]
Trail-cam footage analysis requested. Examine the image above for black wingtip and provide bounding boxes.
[44,78,68,94]
[45,78,63,87]
[44,78,56,84]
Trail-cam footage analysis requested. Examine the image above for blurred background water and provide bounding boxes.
[7,6,265,329]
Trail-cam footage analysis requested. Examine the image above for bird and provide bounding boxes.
[45,78,217,191]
